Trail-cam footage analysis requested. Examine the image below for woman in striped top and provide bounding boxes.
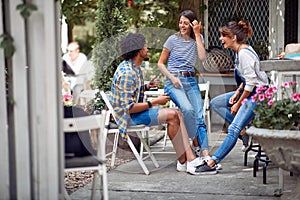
[158,10,217,171]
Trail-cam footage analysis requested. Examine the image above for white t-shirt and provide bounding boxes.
[62,52,87,75]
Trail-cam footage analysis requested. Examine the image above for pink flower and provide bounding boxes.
[63,94,73,106]
[266,87,276,95]
[265,91,272,99]
[267,100,274,106]
[256,85,265,94]
[241,98,248,105]
[251,94,257,102]
[64,94,73,99]
[291,93,300,101]
[258,94,265,101]
[282,82,290,88]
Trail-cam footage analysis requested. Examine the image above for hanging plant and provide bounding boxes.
[0,33,16,59]
[0,3,37,59]
[16,3,38,19]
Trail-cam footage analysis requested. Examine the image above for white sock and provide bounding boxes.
[194,146,201,151]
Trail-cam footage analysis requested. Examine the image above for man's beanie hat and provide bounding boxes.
[120,33,146,55]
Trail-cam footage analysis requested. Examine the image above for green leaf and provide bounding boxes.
[0,33,15,59]
[16,3,38,19]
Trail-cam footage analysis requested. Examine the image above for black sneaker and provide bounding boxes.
[241,133,249,152]
[188,163,217,175]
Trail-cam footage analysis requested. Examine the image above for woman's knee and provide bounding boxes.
[228,124,241,137]
[210,97,219,110]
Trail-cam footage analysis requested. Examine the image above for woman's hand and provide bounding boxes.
[190,20,201,35]
[230,103,241,115]
[229,92,239,104]
[170,76,183,88]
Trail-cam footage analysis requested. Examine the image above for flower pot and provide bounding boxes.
[247,126,300,199]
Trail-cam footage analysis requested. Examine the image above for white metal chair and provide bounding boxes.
[198,81,211,135]
[63,109,108,200]
[100,91,159,175]
[77,89,99,105]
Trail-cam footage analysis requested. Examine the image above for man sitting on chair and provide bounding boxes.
[109,33,216,175]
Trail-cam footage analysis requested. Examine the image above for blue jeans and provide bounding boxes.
[164,76,208,151]
[210,91,256,163]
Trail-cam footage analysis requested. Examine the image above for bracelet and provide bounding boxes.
[147,101,152,108]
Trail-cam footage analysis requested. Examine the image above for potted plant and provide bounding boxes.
[246,81,300,199]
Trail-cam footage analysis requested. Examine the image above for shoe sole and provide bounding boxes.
[187,170,218,175]
[176,168,187,172]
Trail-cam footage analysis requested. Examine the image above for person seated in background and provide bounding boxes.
[109,32,217,175]
[62,41,89,103]
[63,41,87,78]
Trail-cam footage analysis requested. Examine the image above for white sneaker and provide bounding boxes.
[176,161,187,172]
[200,156,222,170]
[241,145,248,152]
[186,159,217,175]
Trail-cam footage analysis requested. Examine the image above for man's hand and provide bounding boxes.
[148,77,160,89]
[153,94,170,105]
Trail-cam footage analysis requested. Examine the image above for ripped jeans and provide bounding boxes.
[210,91,256,163]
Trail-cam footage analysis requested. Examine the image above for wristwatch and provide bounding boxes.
[147,101,152,108]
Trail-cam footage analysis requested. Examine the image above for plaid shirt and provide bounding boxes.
[110,59,145,140]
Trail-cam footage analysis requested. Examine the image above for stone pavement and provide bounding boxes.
[71,126,297,200]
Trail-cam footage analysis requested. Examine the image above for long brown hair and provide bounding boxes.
[177,10,198,40]
[219,20,253,43]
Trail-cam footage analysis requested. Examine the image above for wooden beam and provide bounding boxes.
[0,0,10,198]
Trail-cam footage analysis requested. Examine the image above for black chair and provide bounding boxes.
[244,135,271,184]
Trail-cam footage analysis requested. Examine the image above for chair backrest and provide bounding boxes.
[77,89,99,105]
[63,110,107,167]
[63,110,108,199]
[100,91,114,113]
[198,81,210,110]
[63,114,104,132]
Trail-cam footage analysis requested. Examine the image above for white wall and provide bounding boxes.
[269,0,285,58]
[0,0,64,199]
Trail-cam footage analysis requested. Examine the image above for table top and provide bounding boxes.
[199,73,234,77]
[144,89,164,96]
[260,59,300,72]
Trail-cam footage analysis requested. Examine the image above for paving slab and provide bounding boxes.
[71,128,297,200]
